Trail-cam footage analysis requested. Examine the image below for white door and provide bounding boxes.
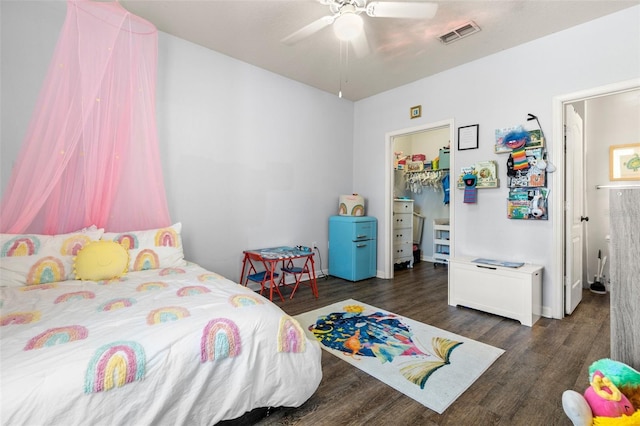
[565,104,584,314]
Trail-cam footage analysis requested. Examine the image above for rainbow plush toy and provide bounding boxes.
[584,370,634,418]
[563,359,640,426]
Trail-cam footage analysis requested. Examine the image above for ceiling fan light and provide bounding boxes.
[333,12,363,41]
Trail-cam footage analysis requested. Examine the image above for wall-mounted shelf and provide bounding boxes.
[457,161,499,189]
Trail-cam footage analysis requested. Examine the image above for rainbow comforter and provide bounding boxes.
[0,263,322,425]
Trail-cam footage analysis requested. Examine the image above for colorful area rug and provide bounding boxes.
[294,299,504,414]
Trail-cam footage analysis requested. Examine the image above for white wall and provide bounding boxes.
[0,1,354,282]
[0,1,64,189]
[353,6,640,316]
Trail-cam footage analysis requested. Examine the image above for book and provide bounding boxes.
[472,258,525,268]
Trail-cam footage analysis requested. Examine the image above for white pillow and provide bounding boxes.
[101,223,185,272]
[0,227,104,286]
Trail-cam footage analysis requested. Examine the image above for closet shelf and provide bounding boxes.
[433,218,450,267]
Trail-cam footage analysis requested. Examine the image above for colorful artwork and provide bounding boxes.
[97,277,126,286]
[26,256,65,285]
[228,294,264,307]
[111,233,138,250]
[133,249,159,271]
[159,267,186,276]
[20,283,57,291]
[154,227,179,247]
[610,143,640,181]
[176,285,211,297]
[84,341,146,393]
[1,236,40,257]
[136,281,168,291]
[146,306,190,325]
[200,318,241,362]
[98,298,136,311]
[625,153,640,171]
[277,316,306,353]
[198,273,224,282]
[308,303,462,389]
[24,325,88,350]
[60,234,93,256]
[54,291,96,303]
[1,311,41,326]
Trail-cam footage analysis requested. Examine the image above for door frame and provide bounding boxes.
[384,119,455,278]
[551,78,640,318]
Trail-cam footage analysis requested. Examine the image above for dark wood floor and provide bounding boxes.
[228,261,610,426]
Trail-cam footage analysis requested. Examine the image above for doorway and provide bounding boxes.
[551,79,640,318]
[384,119,455,278]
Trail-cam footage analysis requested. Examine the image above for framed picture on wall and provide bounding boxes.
[458,124,479,150]
[610,143,640,181]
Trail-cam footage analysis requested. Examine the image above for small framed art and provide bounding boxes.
[410,105,421,119]
[458,124,479,150]
[610,143,640,181]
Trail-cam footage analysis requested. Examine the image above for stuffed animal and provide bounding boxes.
[584,370,634,417]
[563,359,640,426]
[502,128,530,171]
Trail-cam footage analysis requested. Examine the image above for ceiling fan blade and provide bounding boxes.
[365,2,438,19]
[281,15,335,45]
[350,29,370,58]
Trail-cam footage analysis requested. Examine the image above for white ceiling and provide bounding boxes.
[119,0,639,101]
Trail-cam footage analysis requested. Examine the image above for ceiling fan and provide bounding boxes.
[281,0,438,57]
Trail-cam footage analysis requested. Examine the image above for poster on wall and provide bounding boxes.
[457,124,479,150]
[610,143,640,181]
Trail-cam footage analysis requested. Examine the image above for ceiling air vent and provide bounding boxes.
[438,21,480,44]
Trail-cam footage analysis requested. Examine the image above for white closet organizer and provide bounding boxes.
[393,199,414,268]
[433,218,450,266]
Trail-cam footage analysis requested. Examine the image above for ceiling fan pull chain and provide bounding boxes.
[345,41,350,84]
[338,41,343,98]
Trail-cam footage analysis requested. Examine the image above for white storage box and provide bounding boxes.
[338,194,365,216]
[449,256,543,326]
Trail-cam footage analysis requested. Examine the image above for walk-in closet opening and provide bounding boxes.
[386,120,455,278]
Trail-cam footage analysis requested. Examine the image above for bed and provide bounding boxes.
[0,223,322,425]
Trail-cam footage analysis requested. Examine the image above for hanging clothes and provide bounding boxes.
[404,170,446,194]
[0,0,170,234]
[442,173,450,205]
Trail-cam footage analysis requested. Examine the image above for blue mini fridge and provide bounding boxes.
[328,216,377,281]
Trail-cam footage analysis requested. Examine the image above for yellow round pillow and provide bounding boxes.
[74,240,128,281]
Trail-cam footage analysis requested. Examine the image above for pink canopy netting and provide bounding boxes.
[0,0,171,234]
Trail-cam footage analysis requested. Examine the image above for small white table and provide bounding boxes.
[448,256,543,326]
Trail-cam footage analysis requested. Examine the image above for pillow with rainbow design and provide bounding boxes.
[0,227,104,287]
[101,223,185,272]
